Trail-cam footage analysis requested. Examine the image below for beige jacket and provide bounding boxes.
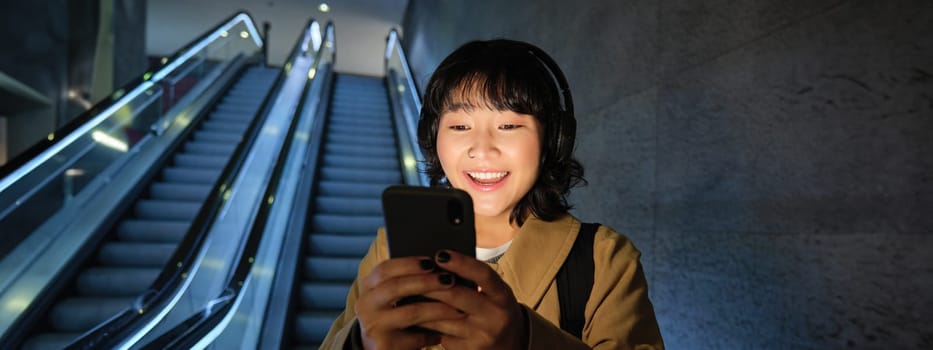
[320,214,664,349]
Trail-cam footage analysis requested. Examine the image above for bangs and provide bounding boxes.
[432,57,560,118]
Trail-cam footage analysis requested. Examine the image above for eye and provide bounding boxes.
[499,124,522,130]
[448,125,470,131]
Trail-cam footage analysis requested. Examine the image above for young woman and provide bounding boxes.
[321,39,663,349]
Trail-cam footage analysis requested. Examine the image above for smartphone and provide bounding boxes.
[382,185,475,259]
[381,185,476,305]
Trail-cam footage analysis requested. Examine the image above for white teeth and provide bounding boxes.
[467,171,508,180]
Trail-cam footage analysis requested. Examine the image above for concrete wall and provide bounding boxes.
[0,0,146,164]
[402,0,932,348]
[0,0,71,163]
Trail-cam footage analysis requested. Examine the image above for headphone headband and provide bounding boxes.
[524,45,573,115]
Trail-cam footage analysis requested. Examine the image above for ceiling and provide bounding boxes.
[147,0,409,76]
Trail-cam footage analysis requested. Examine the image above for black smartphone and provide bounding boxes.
[381,185,476,304]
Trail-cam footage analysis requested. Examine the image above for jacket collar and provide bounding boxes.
[495,214,580,308]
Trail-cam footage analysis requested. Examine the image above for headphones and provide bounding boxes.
[522,44,575,163]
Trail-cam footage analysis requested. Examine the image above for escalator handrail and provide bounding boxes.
[385,28,423,110]
[0,11,263,189]
[63,16,286,350]
[384,28,429,186]
[135,20,333,350]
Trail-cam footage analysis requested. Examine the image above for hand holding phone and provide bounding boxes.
[382,185,476,304]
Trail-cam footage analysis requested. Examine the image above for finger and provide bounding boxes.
[362,272,459,310]
[362,328,441,350]
[360,256,436,291]
[362,300,466,333]
[417,318,470,339]
[421,284,488,315]
[395,301,467,326]
[435,250,512,301]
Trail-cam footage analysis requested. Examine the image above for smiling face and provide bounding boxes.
[436,107,542,221]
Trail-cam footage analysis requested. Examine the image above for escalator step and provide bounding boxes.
[325,134,393,147]
[227,87,271,95]
[215,102,260,112]
[218,96,260,106]
[325,144,398,158]
[311,214,383,235]
[326,127,392,140]
[183,141,237,155]
[303,257,360,282]
[329,108,390,117]
[330,109,392,121]
[48,297,134,332]
[327,125,393,138]
[315,197,382,216]
[294,311,341,345]
[75,267,159,296]
[329,115,390,125]
[149,182,212,201]
[320,167,401,184]
[201,121,249,133]
[307,234,373,257]
[174,153,227,168]
[134,200,201,220]
[161,167,221,184]
[299,283,351,310]
[98,242,177,267]
[323,154,398,171]
[116,220,188,242]
[325,133,395,148]
[317,181,391,198]
[194,130,242,144]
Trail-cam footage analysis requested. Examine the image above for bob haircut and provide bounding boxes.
[417,39,585,226]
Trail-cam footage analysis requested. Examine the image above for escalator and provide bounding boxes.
[290,73,403,348]
[19,66,278,349]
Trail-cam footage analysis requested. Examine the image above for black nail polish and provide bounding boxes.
[438,273,454,286]
[436,250,451,263]
[419,258,436,271]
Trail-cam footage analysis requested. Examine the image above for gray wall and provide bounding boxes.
[402,0,932,348]
[0,0,146,164]
[0,0,71,163]
[146,0,407,76]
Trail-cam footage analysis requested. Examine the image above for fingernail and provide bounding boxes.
[419,258,436,271]
[436,250,451,263]
[438,273,454,286]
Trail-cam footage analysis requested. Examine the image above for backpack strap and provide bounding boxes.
[557,222,599,339]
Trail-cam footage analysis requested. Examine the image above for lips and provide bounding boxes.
[464,171,509,191]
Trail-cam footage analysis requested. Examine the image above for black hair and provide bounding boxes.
[417,39,586,226]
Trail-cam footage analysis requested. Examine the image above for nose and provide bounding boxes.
[468,130,500,159]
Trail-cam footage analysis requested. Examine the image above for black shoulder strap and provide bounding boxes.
[557,222,599,339]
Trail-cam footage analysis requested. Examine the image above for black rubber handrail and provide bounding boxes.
[384,28,428,186]
[385,28,423,101]
[138,20,333,350]
[62,15,284,350]
[0,11,264,181]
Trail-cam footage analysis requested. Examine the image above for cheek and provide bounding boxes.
[435,134,457,175]
[518,137,542,169]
